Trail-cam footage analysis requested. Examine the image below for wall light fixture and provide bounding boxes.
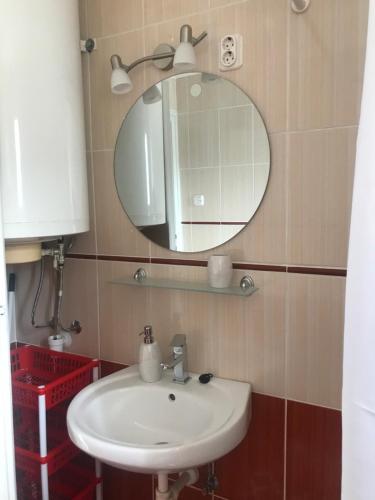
[110,24,207,95]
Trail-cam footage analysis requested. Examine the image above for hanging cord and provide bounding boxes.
[31,256,51,328]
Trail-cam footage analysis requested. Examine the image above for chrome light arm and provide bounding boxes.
[110,25,208,75]
[192,31,208,47]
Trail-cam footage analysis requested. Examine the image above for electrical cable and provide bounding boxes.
[31,257,50,328]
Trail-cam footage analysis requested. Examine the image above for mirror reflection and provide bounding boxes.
[114,72,270,253]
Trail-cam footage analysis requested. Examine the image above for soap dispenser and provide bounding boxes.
[138,325,162,383]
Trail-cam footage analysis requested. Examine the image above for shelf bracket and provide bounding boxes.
[134,268,147,282]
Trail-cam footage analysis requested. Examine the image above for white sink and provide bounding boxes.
[67,365,251,474]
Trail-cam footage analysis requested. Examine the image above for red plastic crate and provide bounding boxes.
[14,403,69,454]
[14,403,80,476]
[10,345,98,409]
[16,459,100,500]
[15,441,79,478]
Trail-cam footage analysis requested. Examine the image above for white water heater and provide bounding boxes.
[0,0,89,261]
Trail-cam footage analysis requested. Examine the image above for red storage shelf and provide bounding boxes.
[14,403,72,453]
[10,345,99,409]
[14,404,79,476]
[15,442,79,478]
[16,459,100,500]
[11,346,101,499]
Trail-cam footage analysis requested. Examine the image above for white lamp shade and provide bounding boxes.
[173,42,196,70]
[111,67,133,94]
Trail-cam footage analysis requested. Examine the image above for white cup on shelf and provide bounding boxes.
[207,255,233,288]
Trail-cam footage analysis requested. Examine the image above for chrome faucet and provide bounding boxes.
[161,334,190,384]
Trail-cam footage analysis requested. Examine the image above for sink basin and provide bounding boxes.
[67,365,251,474]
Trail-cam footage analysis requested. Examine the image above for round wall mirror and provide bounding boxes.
[114,72,270,253]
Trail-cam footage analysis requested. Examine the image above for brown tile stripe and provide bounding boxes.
[233,262,287,272]
[67,253,150,263]
[150,257,208,267]
[287,266,347,277]
[66,254,347,277]
[181,221,247,225]
[98,255,150,264]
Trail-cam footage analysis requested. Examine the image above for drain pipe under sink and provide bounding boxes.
[156,470,199,500]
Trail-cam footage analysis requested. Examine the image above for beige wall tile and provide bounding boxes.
[87,0,143,38]
[90,32,145,151]
[152,132,284,261]
[288,0,368,130]
[60,259,99,358]
[98,261,153,362]
[149,239,211,260]
[286,274,346,409]
[253,109,271,164]
[209,0,246,7]
[207,1,288,133]
[176,113,189,170]
[151,266,285,396]
[220,165,252,221]
[287,127,357,267]
[99,261,286,397]
[144,0,210,26]
[81,55,92,150]
[220,133,286,263]
[72,154,97,255]
[144,0,162,26]
[219,106,252,165]
[175,73,250,114]
[189,109,220,168]
[92,151,150,257]
[221,164,268,222]
[181,167,221,221]
[183,225,241,253]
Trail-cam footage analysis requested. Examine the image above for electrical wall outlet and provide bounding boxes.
[219,34,243,71]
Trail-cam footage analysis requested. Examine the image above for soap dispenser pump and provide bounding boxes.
[138,325,162,383]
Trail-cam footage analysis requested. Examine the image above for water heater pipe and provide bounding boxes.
[31,240,82,340]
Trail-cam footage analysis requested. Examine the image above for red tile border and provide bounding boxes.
[286,400,342,500]
[66,253,346,277]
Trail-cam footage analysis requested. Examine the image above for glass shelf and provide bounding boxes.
[110,276,258,297]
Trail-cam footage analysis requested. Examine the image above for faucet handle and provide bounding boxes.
[170,334,186,348]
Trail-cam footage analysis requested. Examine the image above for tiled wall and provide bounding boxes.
[14,0,368,498]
